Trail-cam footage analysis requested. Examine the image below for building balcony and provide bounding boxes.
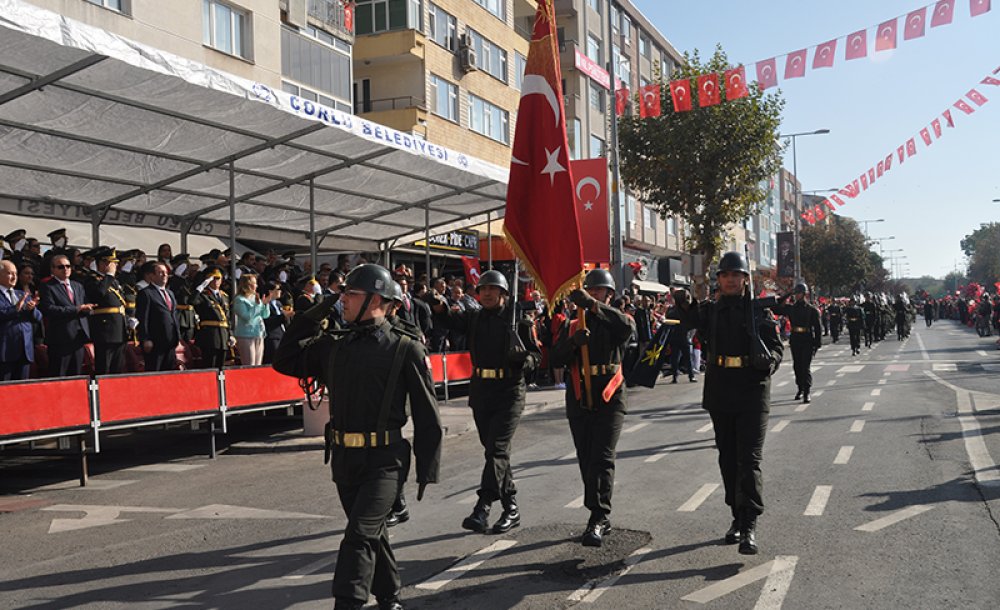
[553,0,578,17]
[355,96,427,115]
[354,29,425,67]
[356,104,428,135]
[308,0,355,43]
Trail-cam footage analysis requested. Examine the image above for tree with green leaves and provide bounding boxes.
[799,215,875,295]
[961,223,1000,287]
[617,47,784,295]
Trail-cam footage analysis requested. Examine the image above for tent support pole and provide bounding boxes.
[180,220,190,254]
[424,204,431,282]
[229,161,237,297]
[486,211,493,269]
[309,177,317,279]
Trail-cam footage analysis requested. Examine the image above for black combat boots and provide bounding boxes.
[492,496,521,534]
[724,519,741,544]
[581,515,611,547]
[462,500,491,533]
[738,511,759,555]
[386,492,409,527]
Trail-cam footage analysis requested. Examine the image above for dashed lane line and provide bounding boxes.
[862,402,875,412]
[850,420,866,433]
[933,363,957,372]
[794,404,808,412]
[833,446,854,465]
[415,540,518,591]
[696,422,714,433]
[681,556,799,605]
[925,372,1000,485]
[804,485,832,516]
[870,388,881,396]
[565,495,585,509]
[878,379,887,385]
[677,483,719,512]
[623,422,649,434]
[855,505,934,532]
[825,380,836,386]
[567,547,651,603]
[752,556,800,610]
[770,420,790,433]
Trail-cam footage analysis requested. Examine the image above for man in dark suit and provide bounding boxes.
[136,261,181,372]
[85,247,129,375]
[0,260,42,380]
[411,282,434,343]
[38,254,93,377]
[262,279,292,364]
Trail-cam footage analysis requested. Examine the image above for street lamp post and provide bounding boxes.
[883,248,903,279]
[868,235,895,256]
[778,129,830,282]
[856,218,885,240]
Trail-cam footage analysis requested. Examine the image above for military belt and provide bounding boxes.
[199,320,229,328]
[332,429,403,448]
[792,326,810,333]
[714,355,750,368]
[474,367,512,379]
[585,364,620,375]
[92,306,125,316]
[847,317,860,322]
[175,304,193,310]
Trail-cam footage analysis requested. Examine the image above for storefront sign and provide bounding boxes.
[413,229,479,255]
[574,47,610,90]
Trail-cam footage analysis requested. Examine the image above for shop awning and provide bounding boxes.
[631,279,671,295]
[0,0,509,253]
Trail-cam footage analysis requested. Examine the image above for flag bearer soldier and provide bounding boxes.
[774,283,821,403]
[190,265,233,368]
[430,269,536,535]
[85,247,129,374]
[844,297,866,356]
[697,252,783,555]
[551,269,635,547]
[168,254,198,342]
[273,264,442,610]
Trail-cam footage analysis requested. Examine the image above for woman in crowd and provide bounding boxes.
[232,273,273,366]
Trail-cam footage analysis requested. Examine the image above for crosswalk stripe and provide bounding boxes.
[770,420,789,433]
[850,420,866,433]
[415,540,518,591]
[804,485,832,516]
[825,380,836,386]
[681,557,793,604]
[753,556,800,610]
[877,379,887,385]
[777,380,790,387]
[677,483,719,512]
[811,390,823,397]
[933,363,957,372]
[855,505,934,532]
[833,446,854,465]
[567,547,651,603]
[977,350,989,357]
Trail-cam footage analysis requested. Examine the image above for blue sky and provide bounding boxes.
[630,0,998,279]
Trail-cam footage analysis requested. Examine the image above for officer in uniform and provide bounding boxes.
[430,271,535,534]
[85,247,129,374]
[696,252,783,555]
[774,283,822,403]
[861,295,877,348]
[828,299,843,343]
[844,297,866,356]
[190,265,234,368]
[551,269,634,547]
[273,264,442,610]
[168,254,197,343]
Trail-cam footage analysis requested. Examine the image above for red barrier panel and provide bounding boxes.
[224,366,304,409]
[447,352,474,381]
[98,370,219,423]
[0,377,91,436]
[428,354,445,383]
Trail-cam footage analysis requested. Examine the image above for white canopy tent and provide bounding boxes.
[0,0,509,271]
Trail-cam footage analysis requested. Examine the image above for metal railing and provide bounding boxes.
[356,96,427,114]
[308,0,354,41]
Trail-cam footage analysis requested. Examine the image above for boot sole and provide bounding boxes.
[462,520,489,533]
[738,544,758,555]
[492,520,520,534]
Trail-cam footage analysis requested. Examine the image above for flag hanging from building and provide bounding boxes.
[640,83,662,117]
[503,0,583,306]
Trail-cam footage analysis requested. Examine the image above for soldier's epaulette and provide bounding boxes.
[390,321,423,342]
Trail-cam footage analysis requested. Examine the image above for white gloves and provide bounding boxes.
[127,317,139,330]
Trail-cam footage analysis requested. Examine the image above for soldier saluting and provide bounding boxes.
[85,247,129,374]
[773,282,822,403]
[273,264,442,610]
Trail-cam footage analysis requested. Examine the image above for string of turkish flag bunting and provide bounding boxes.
[617,0,992,118]
[801,65,999,225]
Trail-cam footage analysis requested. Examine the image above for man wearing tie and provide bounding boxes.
[136,261,181,372]
[38,254,93,377]
[0,260,42,381]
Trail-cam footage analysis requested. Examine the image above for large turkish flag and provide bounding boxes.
[571,158,610,264]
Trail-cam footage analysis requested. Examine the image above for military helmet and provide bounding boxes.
[390,280,404,303]
[476,269,509,294]
[583,268,616,293]
[794,282,809,294]
[345,264,395,300]
[716,251,750,276]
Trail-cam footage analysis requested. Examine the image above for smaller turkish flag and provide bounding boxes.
[954,99,975,114]
[877,160,885,177]
[724,67,748,100]
[344,1,355,32]
[906,138,917,157]
[982,76,1000,86]
[897,145,906,163]
[876,19,897,52]
[839,180,860,199]
[615,87,630,116]
[931,0,955,27]
[867,168,876,185]
[967,89,989,106]
[461,256,481,288]
[931,118,942,138]
[884,153,893,172]
[943,109,955,127]
[813,40,837,69]
[572,159,611,264]
[860,172,869,191]
[697,73,721,107]
[756,58,778,89]
[971,0,991,17]
[801,208,817,225]
[831,194,846,207]
[920,128,933,146]
[670,79,692,111]
[639,83,661,118]
[846,30,867,60]
[784,49,807,79]
[904,9,927,40]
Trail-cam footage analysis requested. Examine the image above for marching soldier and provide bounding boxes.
[828,299,843,343]
[696,252,783,555]
[551,269,634,547]
[861,295,876,348]
[844,297,866,356]
[85,247,129,374]
[430,270,536,535]
[190,265,234,368]
[774,283,822,403]
[273,264,442,610]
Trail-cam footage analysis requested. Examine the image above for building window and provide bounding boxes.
[626,193,636,226]
[469,94,510,144]
[639,34,650,59]
[85,0,128,14]
[644,206,655,229]
[588,82,604,111]
[472,0,505,21]
[667,216,676,235]
[355,0,421,35]
[586,34,601,64]
[281,27,352,106]
[514,52,527,91]
[590,134,605,158]
[428,4,457,51]
[569,118,582,160]
[469,30,508,83]
[283,80,350,113]
[430,74,459,122]
[621,14,632,43]
[587,0,601,15]
[617,53,631,87]
[203,1,251,59]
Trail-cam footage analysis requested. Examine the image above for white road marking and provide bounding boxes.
[33,479,137,492]
[415,540,518,591]
[825,380,836,386]
[770,420,789,433]
[870,388,881,396]
[42,505,181,534]
[836,373,845,378]
[925,372,1000,485]
[777,380,790,388]
[565,495,585,509]
[697,422,714,433]
[753,556,800,610]
[837,365,865,373]
[811,390,824,397]
[283,555,337,580]
[458,493,478,505]
[623,422,649,434]
[804,485,832,516]
[885,364,909,372]
[126,464,205,473]
[567,547,651,603]
[166,505,330,520]
[794,404,808,412]
[977,350,989,357]
[883,371,891,376]
[561,451,578,461]
[833,446,854,465]
[877,379,887,385]
[850,420,866,433]
[855,505,934,532]
[862,402,875,412]
[681,556,799,604]
[914,332,929,360]
[933,363,957,372]
[677,483,719,512]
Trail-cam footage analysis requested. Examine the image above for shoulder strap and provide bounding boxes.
[377,334,411,440]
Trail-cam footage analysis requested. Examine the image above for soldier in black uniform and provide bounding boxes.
[85,247,129,374]
[696,252,783,555]
[828,299,843,343]
[190,266,234,369]
[844,297,866,356]
[431,270,536,535]
[273,264,442,610]
[551,269,634,547]
[168,254,197,343]
[861,295,877,348]
[774,283,822,403]
[116,250,141,346]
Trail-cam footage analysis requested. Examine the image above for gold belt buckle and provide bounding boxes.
[480,369,501,379]
[724,356,742,368]
[342,433,364,448]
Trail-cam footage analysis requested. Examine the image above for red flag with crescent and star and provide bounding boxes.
[814,40,837,69]
[756,58,778,89]
[970,0,991,18]
[639,83,662,118]
[784,49,807,79]
[846,30,868,60]
[904,8,927,40]
[615,87,630,116]
[876,19,897,52]
[670,79,693,111]
[461,256,482,288]
[503,0,583,306]
[724,67,748,100]
[931,0,955,26]
[697,73,721,107]
[571,159,611,264]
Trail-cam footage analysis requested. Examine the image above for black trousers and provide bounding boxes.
[709,407,769,517]
[849,327,862,351]
[830,319,841,342]
[93,341,125,375]
[200,347,226,369]
[48,346,85,377]
[334,472,402,604]
[0,359,30,381]
[567,406,625,521]
[472,396,524,503]
[789,339,813,392]
[670,339,693,380]
[144,346,177,372]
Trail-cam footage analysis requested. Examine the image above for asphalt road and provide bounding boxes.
[2,317,1000,609]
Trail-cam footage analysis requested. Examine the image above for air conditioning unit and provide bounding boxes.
[459,47,477,73]
[458,33,473,50]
